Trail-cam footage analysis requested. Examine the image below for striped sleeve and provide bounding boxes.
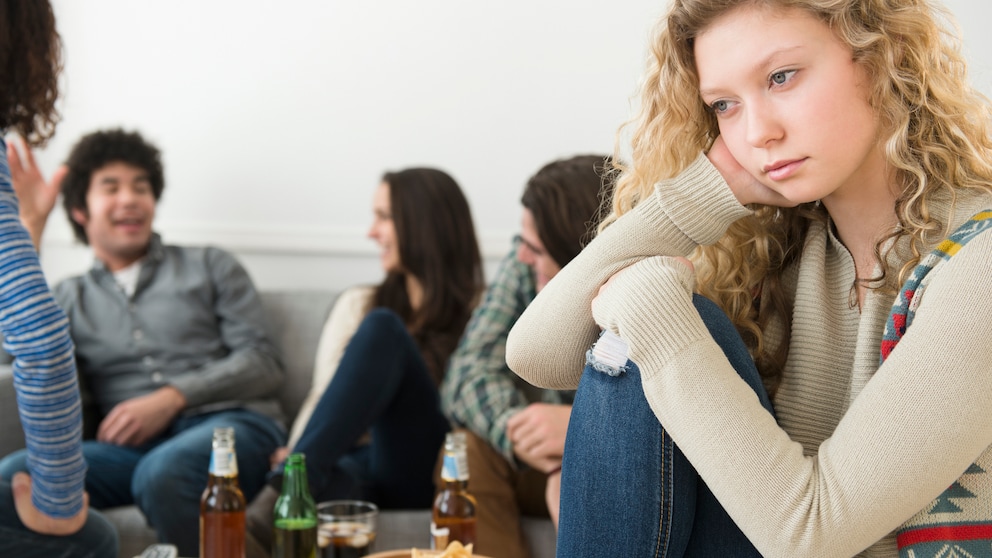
[0,142,86,518]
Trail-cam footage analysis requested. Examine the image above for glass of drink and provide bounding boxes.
[317,500,378,558]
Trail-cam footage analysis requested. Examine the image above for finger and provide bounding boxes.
[22,140,39,171]
[50,165,69,190]
[508,415,537,443]
[512,423,542,450]
[7,141,23,175]
[97,411,128,443]
[11,471,31,496]
[671,256,694,273]
[113,420,143,446]
[506,407,532,435]
[11,472,34,522]
[526,438,558,461]
[95,411,116,442]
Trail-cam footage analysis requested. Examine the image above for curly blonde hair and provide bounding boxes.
[606,0,992,392]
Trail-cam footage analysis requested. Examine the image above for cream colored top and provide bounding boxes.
[288,286,373,447]
[506,154,992,557]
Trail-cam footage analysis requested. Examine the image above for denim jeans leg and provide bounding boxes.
[557,359,693,558]
[0,480,119,558]
[132,409,284,556]
[557,294,771,558]
[682,295,772,556]
[290,308,449,508]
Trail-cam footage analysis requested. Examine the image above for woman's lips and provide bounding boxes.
[764,158,806,181]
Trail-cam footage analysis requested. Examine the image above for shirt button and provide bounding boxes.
[142,356,154,366]
[133,329,143,340]
[151,372,162,382]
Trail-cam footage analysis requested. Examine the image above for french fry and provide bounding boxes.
[411,540,474,557]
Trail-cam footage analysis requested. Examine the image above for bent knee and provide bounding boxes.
[131,455,203,507]
[359,308,408,339]
[0,450,28,481]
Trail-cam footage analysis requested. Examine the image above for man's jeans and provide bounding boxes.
[0,480,118,558]
[558,294,774,557]
[0,408,284,557]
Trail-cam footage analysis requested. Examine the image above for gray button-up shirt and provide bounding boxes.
[51,234,286,427]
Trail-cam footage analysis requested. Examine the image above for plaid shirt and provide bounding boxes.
[441,239,573,463]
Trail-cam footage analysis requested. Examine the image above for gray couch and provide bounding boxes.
[0,290,555,558]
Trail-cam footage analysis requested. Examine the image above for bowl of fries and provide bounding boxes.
[367,541,489,558]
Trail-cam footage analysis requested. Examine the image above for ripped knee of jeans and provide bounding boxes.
[586,330,629,377]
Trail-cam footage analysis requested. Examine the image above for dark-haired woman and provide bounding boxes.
[0,1,118,556]
[247,168,483,548]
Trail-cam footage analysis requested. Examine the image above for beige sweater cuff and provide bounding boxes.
[603,257,710,371]
[655,152,753,247]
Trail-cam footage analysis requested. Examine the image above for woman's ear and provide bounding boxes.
[70,207,88,227]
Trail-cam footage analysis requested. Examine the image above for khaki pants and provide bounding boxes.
[435,429,549,558]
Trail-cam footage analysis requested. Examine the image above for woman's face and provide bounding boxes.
[695,5,888,205]
[517,208,562,292]
[368,182,401,273]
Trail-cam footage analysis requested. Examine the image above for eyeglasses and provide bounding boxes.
[514,234,546,257]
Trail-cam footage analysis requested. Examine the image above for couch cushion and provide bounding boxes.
[259,290,339,426]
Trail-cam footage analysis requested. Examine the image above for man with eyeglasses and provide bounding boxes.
[439,154,611,558]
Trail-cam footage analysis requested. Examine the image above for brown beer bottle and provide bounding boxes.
[200,427,247,558]
[431,431,477,549]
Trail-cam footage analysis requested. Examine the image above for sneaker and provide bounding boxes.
[245,484,280,554]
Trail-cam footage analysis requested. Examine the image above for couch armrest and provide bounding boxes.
[0,365,26,456]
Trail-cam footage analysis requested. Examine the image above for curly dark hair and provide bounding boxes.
[0,0,63,147]
[61,129,165,244]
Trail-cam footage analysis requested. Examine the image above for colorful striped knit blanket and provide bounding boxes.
[880,209,992,557]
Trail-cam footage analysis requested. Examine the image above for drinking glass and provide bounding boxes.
[317,500,379,558]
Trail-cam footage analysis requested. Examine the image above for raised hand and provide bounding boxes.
[707,135,796,208]
[12,472,89,536]
[6,137,67,250]
[96,386,186,446]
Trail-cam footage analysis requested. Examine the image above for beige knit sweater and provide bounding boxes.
[505,154,992,557]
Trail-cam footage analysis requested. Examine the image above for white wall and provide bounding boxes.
[32,0,992,292]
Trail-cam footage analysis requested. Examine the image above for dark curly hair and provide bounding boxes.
[61,129,165,244]
[0,0,63,147]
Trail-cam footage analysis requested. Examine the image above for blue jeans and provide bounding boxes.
[279,308,450,508]
[0,480,118,558]
[558,295,774,557]
[0,408,284,557]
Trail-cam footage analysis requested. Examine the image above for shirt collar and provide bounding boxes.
[90,232,165,273]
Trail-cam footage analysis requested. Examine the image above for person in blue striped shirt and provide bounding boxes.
[0,1,117,556]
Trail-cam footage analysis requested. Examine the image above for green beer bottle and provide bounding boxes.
[272,453,318,558]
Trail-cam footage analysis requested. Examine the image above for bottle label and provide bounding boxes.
[209,447,238,477]
[430,522,450,550]
[441,452,469,481]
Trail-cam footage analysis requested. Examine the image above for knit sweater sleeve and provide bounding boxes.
[506,153,750,389]
[0,144,86,518]
[601,223,992,556]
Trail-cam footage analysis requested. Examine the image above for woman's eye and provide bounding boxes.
[711,99,731,114]
[770,69,797,86]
